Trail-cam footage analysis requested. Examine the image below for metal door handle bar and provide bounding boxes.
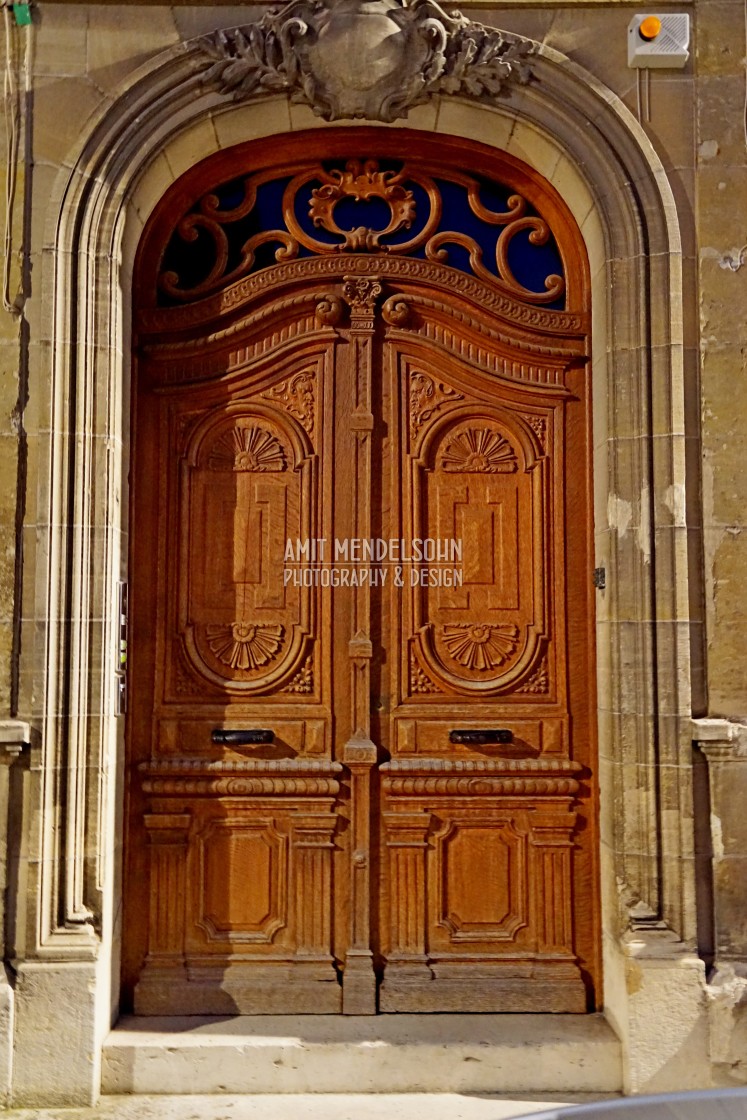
[211,729,274,745]
[449,729,513,745]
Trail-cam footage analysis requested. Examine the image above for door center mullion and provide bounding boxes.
[338,273,383,1014]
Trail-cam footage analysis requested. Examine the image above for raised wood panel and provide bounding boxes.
[406,375,550,698]
[197,817,287,942]
[180,404,314,692]
[434,817,528,941]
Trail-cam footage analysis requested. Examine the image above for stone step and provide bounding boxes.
[102,1014,622,1096]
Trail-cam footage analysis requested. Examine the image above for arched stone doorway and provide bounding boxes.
[10,12,705,1104]
[124,129,599,1016]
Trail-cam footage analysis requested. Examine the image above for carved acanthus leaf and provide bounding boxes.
[262,372,315,435]
[410,373,463,439]
[342,275,383,312]
[195,1,535,124]
[516,658,549,694]
[282,654,314,694]
[409,651,441,694]
[528,415,547,448]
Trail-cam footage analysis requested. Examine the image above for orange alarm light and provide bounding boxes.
[639,16,663,40]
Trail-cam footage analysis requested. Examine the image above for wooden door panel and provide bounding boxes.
[379,327,591,1012]
[179,405,314,693]
[131,332,344,1014]
[401,354,554,702]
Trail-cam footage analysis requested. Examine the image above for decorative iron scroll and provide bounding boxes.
[195,0,534,124]
[158,158,565,308]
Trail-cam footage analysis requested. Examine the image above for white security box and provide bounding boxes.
[628,13,690,68]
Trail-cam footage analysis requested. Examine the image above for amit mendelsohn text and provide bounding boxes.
[284,538,464,588]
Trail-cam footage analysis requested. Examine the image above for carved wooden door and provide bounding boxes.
[124,131,599,1016]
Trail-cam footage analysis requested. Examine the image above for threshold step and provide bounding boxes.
[103,1014,622,1095]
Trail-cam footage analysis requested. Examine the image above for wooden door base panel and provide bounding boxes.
[379,968,588,1013]
[135,964,343,1016]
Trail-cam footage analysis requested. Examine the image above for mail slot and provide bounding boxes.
[449,729,513,745]
[211,729,274,745]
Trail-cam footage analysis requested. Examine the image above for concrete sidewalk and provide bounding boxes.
[0,1094,615,1120]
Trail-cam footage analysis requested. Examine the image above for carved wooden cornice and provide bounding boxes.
[196,0,535,122]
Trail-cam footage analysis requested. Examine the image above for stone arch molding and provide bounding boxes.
[33,0,692,1001]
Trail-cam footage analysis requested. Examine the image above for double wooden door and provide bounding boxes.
[125,258,598,1016]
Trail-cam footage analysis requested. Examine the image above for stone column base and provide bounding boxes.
[11,960,100,1107]
[623,930,710,1093]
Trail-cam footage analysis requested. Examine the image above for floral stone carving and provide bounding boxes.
[196,0,535,123]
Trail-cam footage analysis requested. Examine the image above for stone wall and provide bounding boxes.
[0,0,744,1104]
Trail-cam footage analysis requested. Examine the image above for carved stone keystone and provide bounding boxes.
[197,0,535,123]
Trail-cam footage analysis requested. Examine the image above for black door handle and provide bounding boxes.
[211,729,274,745]
[449,729,513,745]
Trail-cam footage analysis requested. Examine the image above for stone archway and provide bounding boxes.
[11,4,703,1104]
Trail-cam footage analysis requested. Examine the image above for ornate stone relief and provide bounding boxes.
[197,0,535,124]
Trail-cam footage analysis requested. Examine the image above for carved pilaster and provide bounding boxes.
[529,809,577,955]
[341,275,381,748]
[291,813,338,958]
[342,741,377,1014]
[382,811,432,959]
[145,813,191,959]
[378,811,432,1012]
